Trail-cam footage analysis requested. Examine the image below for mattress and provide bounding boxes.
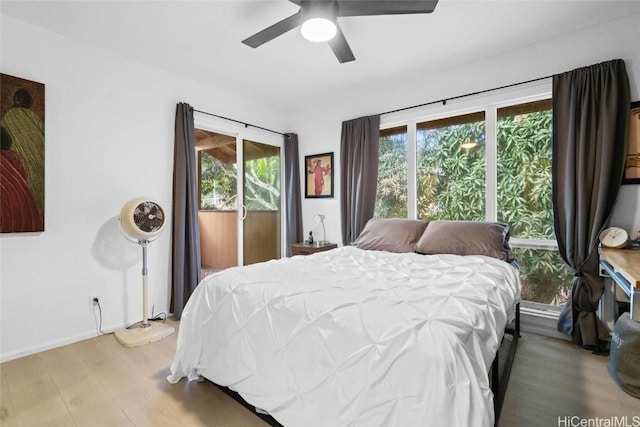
[168,246,520,427]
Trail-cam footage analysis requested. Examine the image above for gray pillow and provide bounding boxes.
[352,218,429,253]
[415,220,514,261]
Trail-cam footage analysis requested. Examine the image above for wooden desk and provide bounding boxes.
[599,248,640,298]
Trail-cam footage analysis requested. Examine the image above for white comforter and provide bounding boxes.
[168,246,520,427]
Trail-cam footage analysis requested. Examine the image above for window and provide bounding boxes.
[375,126,408,218]
[197,131,281,213]
[512,247,572,306]
[496,100,572,306]
[497,100,553,240]
[243,145,281,211]
[376,88,572,308]
[416,112,485,221]
[199,150,237,211]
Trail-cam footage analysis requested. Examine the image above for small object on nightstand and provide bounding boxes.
[306,231,314,244]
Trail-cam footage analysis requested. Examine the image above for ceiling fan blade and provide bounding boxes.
[328,24,355,63]
[337,0,438,17]
[242,11,304,48]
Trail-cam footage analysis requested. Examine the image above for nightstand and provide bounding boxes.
[291,242,337,256]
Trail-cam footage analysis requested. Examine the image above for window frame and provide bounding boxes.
[381,80,551,222]
[379,79,561,311]
[415,109,488,221]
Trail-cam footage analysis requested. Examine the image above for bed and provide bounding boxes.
[168,219,521,427]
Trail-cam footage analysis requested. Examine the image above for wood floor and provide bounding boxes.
[499,333,640,426]
[1,319,638,426]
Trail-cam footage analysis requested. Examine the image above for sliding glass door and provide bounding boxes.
[242,139,281,265]
[195,123,283,271]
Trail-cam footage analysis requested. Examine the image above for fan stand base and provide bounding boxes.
[114,321,175,348]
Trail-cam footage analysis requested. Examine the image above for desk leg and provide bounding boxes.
[599,277,617,331]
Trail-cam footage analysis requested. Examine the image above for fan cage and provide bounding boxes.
[120,198,166,241]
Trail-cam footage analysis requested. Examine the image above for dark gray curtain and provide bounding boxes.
[340,115,381,245]
[170,103,202,320]
[553,59,630,351]
[284,133,303,256]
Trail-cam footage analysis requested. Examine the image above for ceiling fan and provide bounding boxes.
[242,0,439,63]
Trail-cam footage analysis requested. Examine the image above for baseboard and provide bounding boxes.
[0,322,128,363]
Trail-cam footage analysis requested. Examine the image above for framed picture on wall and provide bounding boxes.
[305,152,334,198]
[0,73,45,233]
[622,101,640,185]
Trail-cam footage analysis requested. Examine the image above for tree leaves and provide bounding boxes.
[497,111,553,240]
[200,152,280,211]
[416,120,486,221]
[375,108,572,305]
[375,134,408,218]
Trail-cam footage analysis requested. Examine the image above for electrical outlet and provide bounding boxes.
[90,296,99,311]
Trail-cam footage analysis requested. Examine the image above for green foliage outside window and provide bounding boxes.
[416,120,486,221]
[375,108,573,306]
[513,247,571,305]
[496,110,572,304]
[244,156,280,211]
[200,152,280,211]
[375,134,408,218]
[497,111,554,240]
[200,152,237,210]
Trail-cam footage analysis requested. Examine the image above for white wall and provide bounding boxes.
[293,13,640,245]
[0,15,289,361]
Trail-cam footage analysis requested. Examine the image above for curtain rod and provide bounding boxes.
[190,107,286,137]
[380,74,554,116]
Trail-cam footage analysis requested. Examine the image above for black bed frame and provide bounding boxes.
[216,303,521,427]
[491,302,520,426]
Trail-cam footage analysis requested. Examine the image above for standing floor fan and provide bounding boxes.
[114,198,175,347]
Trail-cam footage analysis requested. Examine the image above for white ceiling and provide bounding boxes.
[3,0,640,113]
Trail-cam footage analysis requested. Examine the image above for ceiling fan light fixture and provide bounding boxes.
[300,17,337,42]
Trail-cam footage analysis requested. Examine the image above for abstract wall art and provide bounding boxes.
[1,73,45,233]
